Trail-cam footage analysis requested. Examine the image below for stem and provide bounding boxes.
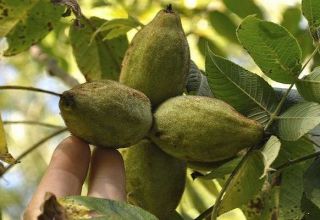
[0,128,68,177]
[0,86,61,97]
[264,44,320,131]
[274,151,320,172]
[3,121,64,129]
[211,148,254,220]
[195,205,214,220]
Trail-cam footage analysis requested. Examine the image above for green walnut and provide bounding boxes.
[59,80,152,148]
[125,139,186,219]
[149,96,264,162]
[119,5,190,106]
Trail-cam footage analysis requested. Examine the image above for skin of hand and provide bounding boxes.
[22,135,126,220]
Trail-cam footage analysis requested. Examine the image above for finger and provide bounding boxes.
[23,136,91,220]
[87,148,126,202]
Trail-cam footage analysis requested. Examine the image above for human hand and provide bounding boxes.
[23,136,126,220]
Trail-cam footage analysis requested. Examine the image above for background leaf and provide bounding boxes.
[218,151,265,215]
[2,1,64,56]
[59,196,158,220]
[205,48,277,125]
[0,115,7,155]
[296,66,320,103]
[197,36,224,57]
[277,102,320,141]
[208,10,238,44]
[237,15,302,83]
[281,7,302,35]
[302,0,320,41]
[222,0,263,19]
[69,17,128,81]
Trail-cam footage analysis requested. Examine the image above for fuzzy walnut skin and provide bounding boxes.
[150,96,264,162]
[59,80,152,148]
[119,8,190,107]
[125,139,186,220]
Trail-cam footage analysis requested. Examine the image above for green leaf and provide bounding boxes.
[208,10,238,44]
[222,0,263,18]
[261,136,281,177]
[0,114,15,165]
[59,196,158,220]
[218,151,265,215]
[237,15,302,83]
[281,7,302,35]
[196,157,242,180]
[205,48,277,125]
[0,114,7,155]
[274,138,315,220]
[302,0,320,41]
[304,158,320,209]
[277,102,320,141]
[242,186,280,220]
[2,1,64,56]
[302,195,320,220]
[197,36,224,57]
[69,17,128,81]
[93,17,141,40]
[296,66,320,103]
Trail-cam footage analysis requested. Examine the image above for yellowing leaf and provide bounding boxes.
[0,114,7,155]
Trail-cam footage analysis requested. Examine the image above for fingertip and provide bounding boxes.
[88,148,126,202]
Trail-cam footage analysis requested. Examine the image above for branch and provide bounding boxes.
[274,151,320,172]
[30,46,79,88]
[3,120,64,129]
[0,128,68,177]
[0,85,61,97]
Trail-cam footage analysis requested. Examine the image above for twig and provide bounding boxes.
[0,85,61,97]
[264,44,320,131]
[30,46,79,88]
[3,120,64,129]
[0,128,68,177]
[195,205,214,220]
[274,151,320,172]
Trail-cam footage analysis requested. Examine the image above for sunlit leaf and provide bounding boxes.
[205,48,277,125]
[69,17,128,81]
[237,15,302,83]
[59,196,158,220]
[296,66,320,103]
[261,136,281,177]
[208,10,238,44]
[1,1,64,56]
[277,102,320,141]
[222,0,263,18]
[302,0,320,41]
[218,151,265,215]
